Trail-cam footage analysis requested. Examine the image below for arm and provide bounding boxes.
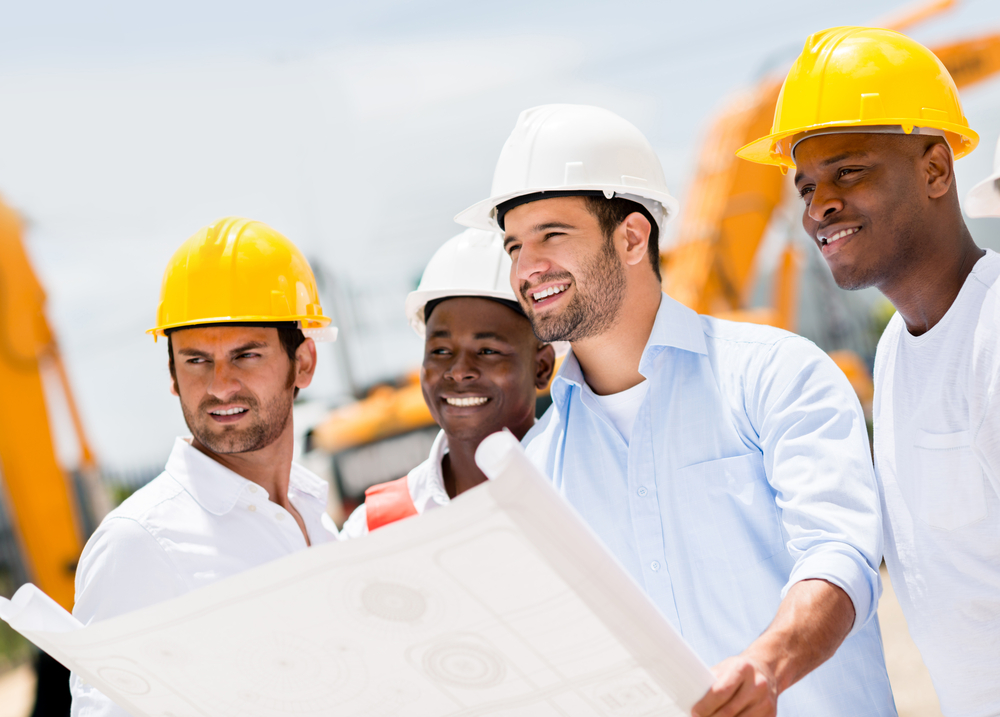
[696,337,882,716]
[692,579,854,717]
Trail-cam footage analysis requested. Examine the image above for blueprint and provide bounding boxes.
[0,430,712,717]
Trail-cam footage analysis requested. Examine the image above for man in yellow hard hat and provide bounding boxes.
[739,27,999,716]
[459,105,893,717]
[70,218,339,717]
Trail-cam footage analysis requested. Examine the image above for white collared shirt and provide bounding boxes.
[71,437,336,717]
[339,430,452,539]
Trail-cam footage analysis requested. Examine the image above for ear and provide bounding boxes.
[924,141,954,200]
[619,212,652,268]
[169,376,179,397]
[294,338,319,391]
[534,342,557,390]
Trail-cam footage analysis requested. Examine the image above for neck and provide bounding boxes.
[442,413,535,499]
[879,225,983,336]
[571,279,661,395]
[191,418,296,509]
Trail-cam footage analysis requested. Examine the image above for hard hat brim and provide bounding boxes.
[737,120,980,169]
[147,314,334,341]
[405,288,523,338]
[965,172,1000,218]
[455,185,680,232]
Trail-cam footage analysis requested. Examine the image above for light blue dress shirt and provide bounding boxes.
[523,294,896,716]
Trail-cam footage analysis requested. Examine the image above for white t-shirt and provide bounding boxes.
[591,380,649,445]
[873,249,1000,717]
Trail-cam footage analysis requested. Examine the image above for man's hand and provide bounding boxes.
[691,579,855,717]
[692,655,777,717]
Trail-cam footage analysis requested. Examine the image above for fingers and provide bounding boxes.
[692,658,777,717]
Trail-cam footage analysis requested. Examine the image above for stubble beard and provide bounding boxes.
[522,237,627,343]
[180,366,296,455]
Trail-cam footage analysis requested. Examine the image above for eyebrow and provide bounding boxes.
[176,341,269,358]
[426,330,511,342]
[503,221,576,248]
[795,151,871,183]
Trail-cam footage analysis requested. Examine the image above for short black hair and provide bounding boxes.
[167,322,306,396]
[583,196,661,280]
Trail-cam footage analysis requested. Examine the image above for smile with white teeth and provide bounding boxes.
[532,284,568,302]
[820,227,859,246]
[445,396,489,407]
[210,407,247,416]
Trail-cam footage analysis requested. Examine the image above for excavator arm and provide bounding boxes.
[0,196,91,611]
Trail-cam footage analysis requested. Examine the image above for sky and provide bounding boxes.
[1,0,999,470]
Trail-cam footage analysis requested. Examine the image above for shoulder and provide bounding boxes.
[522,403,559,470]
[102,472,187,527]
[699,315,831,381]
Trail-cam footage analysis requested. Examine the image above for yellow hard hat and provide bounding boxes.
[147,217,334,341]
[737,27,978,170]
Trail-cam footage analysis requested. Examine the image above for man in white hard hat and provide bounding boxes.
[740,28,1000,716]
[72,218,339,717]
[458,104,893,717]
[340,229,555,536]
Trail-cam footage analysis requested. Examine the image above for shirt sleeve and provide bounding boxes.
[750,337,883,636]
[71,517,186,717]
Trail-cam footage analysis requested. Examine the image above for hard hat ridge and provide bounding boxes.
[148,217,335,341]
[737,26,979,170]
[455,104,679,231]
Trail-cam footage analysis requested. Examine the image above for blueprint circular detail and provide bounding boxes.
[422,642,505,689]
[361,581,428,623]
[97,667,151,696]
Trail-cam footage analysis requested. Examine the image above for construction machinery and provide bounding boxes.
[310,0,1000,512]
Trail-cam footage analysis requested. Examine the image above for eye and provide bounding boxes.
[480,348,499,355]
[505,243,520,257]
[429,347,451,356]
[797,185,814,201]
[186,357,208,365]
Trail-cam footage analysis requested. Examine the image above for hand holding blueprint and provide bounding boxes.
[0,430,712,716]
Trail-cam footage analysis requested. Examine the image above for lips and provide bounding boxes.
[525,280,571,310]
[818,225,861,246]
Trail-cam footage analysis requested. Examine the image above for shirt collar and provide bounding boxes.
[164,437,326,515]
[551,293,707,408]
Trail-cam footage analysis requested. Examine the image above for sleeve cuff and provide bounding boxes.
[781,544,881,637]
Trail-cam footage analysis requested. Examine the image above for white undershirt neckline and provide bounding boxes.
[590,379,649,445]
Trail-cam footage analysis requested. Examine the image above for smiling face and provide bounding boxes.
[421,297,554,443]
[794,133,942,290]
[169,326,315,455]
[502,197,628,343]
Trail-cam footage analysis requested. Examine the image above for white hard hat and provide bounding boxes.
[405,228,519,337]
[966,134,1000,218]
[455,104,679,232]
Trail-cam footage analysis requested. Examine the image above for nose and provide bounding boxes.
[207,361,241,400]
[806,183,844,224]
[443,350,479,383]
[512,240,549,286]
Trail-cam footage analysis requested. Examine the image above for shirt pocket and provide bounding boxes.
[909,429,987,531]
[677,453,784,566]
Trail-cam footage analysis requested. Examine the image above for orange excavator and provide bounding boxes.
[310,0,1000,513]
[0,195,108,713]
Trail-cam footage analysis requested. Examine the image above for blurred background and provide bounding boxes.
[1,0,998,714]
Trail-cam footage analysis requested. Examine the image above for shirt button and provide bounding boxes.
[247,504,257,512]
[275,513,285,521]
[248,485,258,494]
[637,487,647,497]
[650,561,660,572]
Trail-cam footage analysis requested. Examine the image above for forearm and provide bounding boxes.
[744,578,855,693]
